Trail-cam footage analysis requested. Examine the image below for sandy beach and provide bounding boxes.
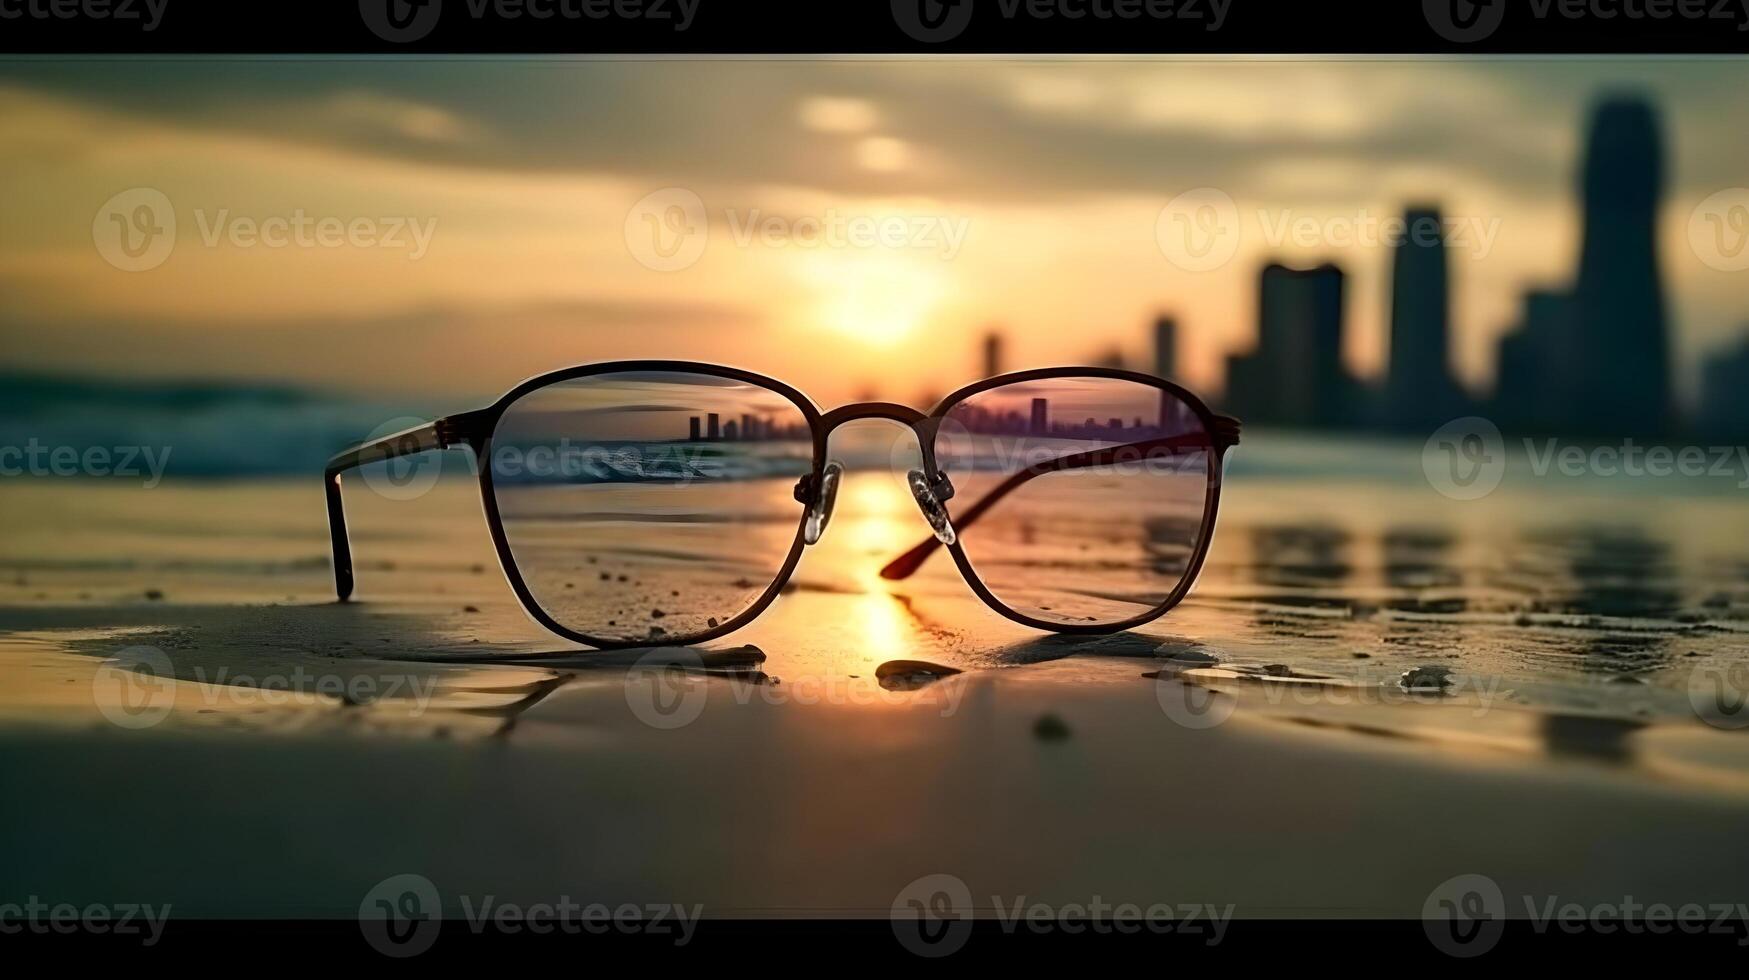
[5,434,1749,930]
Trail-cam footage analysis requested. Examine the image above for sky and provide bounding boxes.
[2,56,1747,412]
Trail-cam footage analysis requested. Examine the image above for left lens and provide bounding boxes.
[933,375,1215,627]
[488,370,814,644]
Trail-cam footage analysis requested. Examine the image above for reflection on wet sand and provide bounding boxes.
[7,466,1749,802]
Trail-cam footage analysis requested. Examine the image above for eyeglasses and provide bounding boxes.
[325,361,1240,648]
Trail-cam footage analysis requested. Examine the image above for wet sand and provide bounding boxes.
[4,457,1749,919]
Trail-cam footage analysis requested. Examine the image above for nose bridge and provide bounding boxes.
[819,401,927,432]
[798,404,951,547]
[818,402,939,473]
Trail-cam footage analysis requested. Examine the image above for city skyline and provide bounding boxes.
[5,60,1749,413]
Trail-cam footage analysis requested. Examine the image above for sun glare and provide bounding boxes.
[795,250,948,348]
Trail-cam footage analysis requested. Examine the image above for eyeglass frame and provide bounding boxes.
[324,360,1241,649]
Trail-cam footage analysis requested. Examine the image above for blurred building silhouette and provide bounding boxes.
[1489,95,1672,437]
[1700,336,1749,439]
[1493,290,1574,433]
[1384,206,1463,430]
[1573,97,1671,436]
[1224,262,1355,427]
[982,330,1003,378]
[1153,316,1177,381]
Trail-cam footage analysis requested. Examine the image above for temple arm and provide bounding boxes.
[324,412,487,601]
[878,417,1239,582]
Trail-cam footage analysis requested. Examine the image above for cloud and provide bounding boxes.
[4,59,1746,207]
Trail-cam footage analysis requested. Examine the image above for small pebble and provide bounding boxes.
[1033,714,1072,742]
[1399,665,1455,692]
[707,617,719,628]
[463,605,479,613]
[144,589,165,601]
[651,609,666,619]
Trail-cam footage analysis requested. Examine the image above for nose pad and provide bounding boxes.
[907,469,957,545]
[802,461,844,545]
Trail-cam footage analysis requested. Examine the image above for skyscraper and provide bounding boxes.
[1570,96,1671,436]
[1493,289,1573,433]
[1029,398,1048,435]
[982,330,1003,379]
[1385,206,1460,428]
[706,413,720,441]
[1224,262,1352,427]
[1152,316,1177,381]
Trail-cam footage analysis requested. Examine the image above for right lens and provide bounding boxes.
[488,370,814,644]
[934,375,1213,627]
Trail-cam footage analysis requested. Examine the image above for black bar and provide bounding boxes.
[1,0,1748,54]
